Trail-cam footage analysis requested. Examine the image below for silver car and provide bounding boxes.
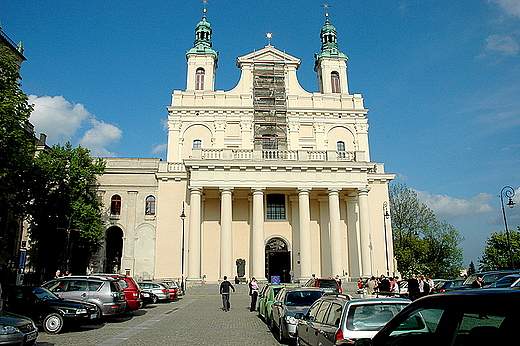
[137,282,170,301]
[296,296,410,345]
[42,276,126,317]
[271,287,325,342]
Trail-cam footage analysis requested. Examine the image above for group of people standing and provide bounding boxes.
[360,274,435,300]
[218,276,258,312]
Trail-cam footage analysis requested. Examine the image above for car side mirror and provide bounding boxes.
[294,312,304,319]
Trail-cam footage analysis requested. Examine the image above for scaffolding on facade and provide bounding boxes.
[253,61,288,152]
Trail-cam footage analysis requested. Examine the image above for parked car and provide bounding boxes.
[0,283,38,344]
[431,279,465,293]
[41,275,126,317]
[0,310,38,345]
[487,273,520,288]
[3,286,98,334]
[94,274,142,312]
[303,277,342,293]
[454,270,520,290]
[137,282,170,301]
[140,290,159,306]
[258,283,298,324]
[158,281,179,300]
[161,280,184,296]
[270,287,325,342]
[351,288,519,346]
[296,295,410,345]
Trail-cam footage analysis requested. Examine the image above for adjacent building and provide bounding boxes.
[95,10,396,284]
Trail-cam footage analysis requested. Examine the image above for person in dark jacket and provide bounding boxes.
[220,276,235,312]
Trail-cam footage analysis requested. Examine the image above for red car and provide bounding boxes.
[95,274,142,311]
[158,281,179,300]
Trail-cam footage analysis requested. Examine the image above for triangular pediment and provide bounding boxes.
[236,45,301,69]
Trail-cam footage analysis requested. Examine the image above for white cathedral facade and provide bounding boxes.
[94,10,396,284]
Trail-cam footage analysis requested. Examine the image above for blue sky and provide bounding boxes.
[2,0,520,270]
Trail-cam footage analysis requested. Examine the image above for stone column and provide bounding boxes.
[328,188,343,277]
[298,188,312,281]
[187,187,202,281]
[358,187,372,276]
[345,195,362,278]
[220,188,233,279]
[251,188,265,280]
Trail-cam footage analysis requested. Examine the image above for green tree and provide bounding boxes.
[389,183,464,278]
[467,261,476,275]
[29,143,105,277]
[0,46,36,263]
[479,227,520,271]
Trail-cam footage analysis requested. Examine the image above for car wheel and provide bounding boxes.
[151,294,158,304]
[43,313,64,334]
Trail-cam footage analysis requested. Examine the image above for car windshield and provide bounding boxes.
[33,287,59,301]
[347,303,408,331]
[286,291,323,306]
[318,280,337,289]
[490,276,520,288]
[117,279,129,289]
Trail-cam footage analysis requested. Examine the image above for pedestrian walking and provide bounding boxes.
[219,275,235,312]
[248,277,259,312]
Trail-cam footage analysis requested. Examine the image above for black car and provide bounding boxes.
[4,286,98,334]
[352,289,519,346]
[431,279,464,293]
[453,270,520,290]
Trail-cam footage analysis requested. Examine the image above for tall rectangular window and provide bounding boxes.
[195,68,205,90]
[331,71,341,93]
[266,194,286,220]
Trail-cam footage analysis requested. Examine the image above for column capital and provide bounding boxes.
[297,187,312,194]
[252,187,265,195]
[358,186,371,195]
[189,186,203,194]
[219,187,234,194]
[327,188,340,195]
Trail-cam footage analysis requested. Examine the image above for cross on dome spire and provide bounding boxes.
[202,0,209,19]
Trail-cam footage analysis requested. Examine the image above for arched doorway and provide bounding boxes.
[265,237,291,283]
[105,226,123,273]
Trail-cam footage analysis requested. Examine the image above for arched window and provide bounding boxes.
[145,195,156,216]
[331,71,341,93]
[337,141,346,152]
[195,68,205,90]
[110,195,121,215]
[193,139,202,148]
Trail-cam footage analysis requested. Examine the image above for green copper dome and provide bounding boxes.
[186,11,218,57]
[315,15,347,60]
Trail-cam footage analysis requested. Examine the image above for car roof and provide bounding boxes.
[49,275,114,281]
[282,287,325,292]
[413,288,520,307]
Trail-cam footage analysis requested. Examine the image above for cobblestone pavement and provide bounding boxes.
[35,283,283,346]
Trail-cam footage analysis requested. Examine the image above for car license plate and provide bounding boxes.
[26,332,37,342]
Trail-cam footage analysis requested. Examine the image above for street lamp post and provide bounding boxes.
[383,201,391,276]
[180,202,187,293]
[500,186,516,269]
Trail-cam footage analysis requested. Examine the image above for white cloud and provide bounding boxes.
[151,143,167,154]
[414,190,494,220]
[28,95,123,156]
[28,95,90,143]
[483,34,520,56]
[490,0,520,18]
[79,119,122,157]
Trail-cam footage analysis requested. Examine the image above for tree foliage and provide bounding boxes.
[29,143,105,275]
[479,227,520,271]
[389,183,464,278]
[0,47,36,216]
